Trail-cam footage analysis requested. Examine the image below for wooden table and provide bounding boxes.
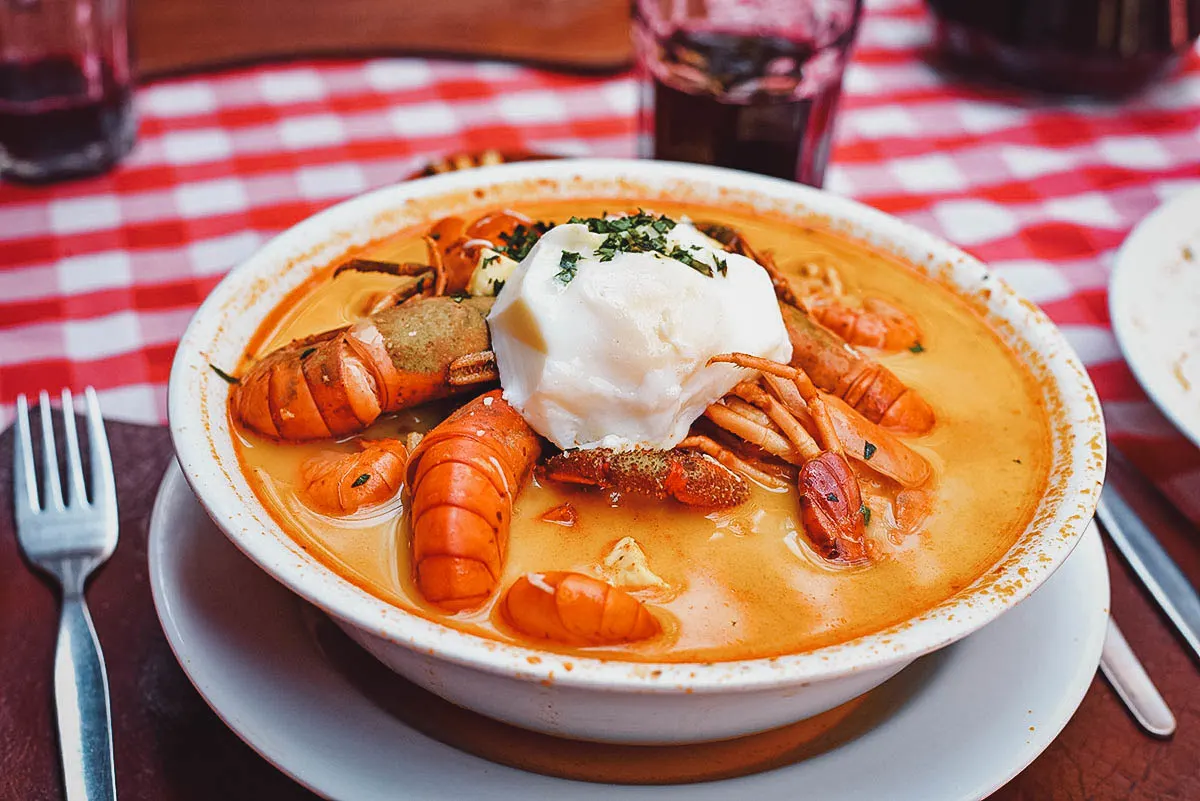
[0,421,1197,800]
[132,0,633,76]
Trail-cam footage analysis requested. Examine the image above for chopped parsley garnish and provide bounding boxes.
[1013,458,1022,465]
[481,253,499,268]
[667,244,713,277]
[209,364,239,385]
[556,251,581,284]
[565,212,722,278]
[909,342,925,354]
[496,221,552,261]
[863,441,877,461]
[825,492,839,503]
[567,210,674,235]
[351,473,371,488]
[860,505,871,526]
[652,216,676,234]
[449,290,470,303]
[300,347,317,360]
[490,278,506,294]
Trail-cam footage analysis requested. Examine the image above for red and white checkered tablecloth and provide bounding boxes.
[2,0,1199,519]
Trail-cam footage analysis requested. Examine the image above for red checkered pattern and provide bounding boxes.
[2,0,1199,520]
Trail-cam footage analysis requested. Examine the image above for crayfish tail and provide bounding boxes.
[231,332,385,441]
[416,554,497,612]
[503,572,660,646]
[798,451,869,565]
[406,390,541,611]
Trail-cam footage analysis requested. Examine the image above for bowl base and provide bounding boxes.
[316,610,932,782]
[335,618,911,746]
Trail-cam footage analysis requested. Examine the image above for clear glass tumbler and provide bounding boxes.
[0,0,136,182]
[633,0,863,188]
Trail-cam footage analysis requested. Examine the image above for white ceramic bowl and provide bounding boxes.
[168,159,1105,745]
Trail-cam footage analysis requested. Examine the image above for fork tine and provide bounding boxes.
[84,387,115,510]
[60,389,89,507]
[38,390,64,512]
[13,394,40,516]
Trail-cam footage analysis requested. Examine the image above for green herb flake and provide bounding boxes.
[668,245,712,277]
[490,278,506,294]
[481,253,499,268]
[1013,458,1023,465]
[825,492,839,503]
[497,221,551,261]
[449,290,470,303]
[351,473,371,488]
[909,342,926,354]
[209,364,239,385]
[714,255,728,276]
[300,347,317,360]
[860,505,871,526]
[556,251,582,284]
[863,441,877,461]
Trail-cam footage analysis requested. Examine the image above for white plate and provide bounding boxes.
[149,462,1109,801]
[1110,184,1200,448]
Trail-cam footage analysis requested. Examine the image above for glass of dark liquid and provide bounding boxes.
[0,0,136,182]
[633,0,863,188]
[928,0,1200,96]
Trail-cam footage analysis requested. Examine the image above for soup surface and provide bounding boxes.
[232,201,1052,662]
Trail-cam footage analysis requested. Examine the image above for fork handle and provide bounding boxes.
[54,595,117,801]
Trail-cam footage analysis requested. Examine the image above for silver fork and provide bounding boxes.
[13,388,118,801]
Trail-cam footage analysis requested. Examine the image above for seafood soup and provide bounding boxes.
[227,201,1052,663]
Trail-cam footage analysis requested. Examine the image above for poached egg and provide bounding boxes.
[488,216,792,451]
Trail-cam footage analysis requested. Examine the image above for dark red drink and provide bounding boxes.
[634,1,863,188]
[928,0,1200,95]
[0,57,135,183]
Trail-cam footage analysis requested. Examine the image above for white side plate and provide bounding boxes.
[1110,184,1200,448]
[148,462,1109,801]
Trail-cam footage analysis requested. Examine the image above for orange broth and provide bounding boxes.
[232,201,1052,662]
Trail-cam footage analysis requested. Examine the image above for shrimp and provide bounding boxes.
[697,220,934,434]
[502,572,660,646]
[782,303,935,434]
[806,295,922,352]
[299,439,409,515]
[708,353,869,565]
[428,210,538,293]
[406,390,542,611]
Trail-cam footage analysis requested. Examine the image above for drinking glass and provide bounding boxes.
[633,0,863,188]
[0,0,136,182]
[927,0,1200,96]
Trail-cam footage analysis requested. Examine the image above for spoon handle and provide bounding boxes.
[1099,617,1176,738]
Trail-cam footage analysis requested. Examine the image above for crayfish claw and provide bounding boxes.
[448,350,499,386]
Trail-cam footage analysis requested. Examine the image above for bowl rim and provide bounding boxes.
[169,158,1106,694]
